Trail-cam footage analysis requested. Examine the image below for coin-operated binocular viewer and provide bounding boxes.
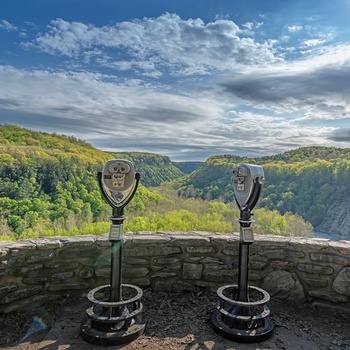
[81,159,146,345]
[211,164,274,342]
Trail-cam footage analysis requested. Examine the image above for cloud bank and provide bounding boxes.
[0,13,349,160]
[23,14,280,76]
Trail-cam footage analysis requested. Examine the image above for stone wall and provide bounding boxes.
[0,231,349,313]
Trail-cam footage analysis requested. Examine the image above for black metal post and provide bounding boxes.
[109,240,122,303]
[109,243,123,322]
[237,243,250,302]
[109,207,124,306]
[237,210,252,302]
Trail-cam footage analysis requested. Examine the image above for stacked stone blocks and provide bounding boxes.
[0,232,349,313]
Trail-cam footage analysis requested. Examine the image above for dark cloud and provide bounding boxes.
[0,108,97,135]
[0,98,21,107]
[122,106,202,123]
[220,63,350,109]
[327,128,350,142]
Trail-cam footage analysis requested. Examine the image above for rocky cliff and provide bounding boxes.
[316,199,350,240]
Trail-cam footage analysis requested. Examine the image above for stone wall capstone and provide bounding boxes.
[0,231,349,313]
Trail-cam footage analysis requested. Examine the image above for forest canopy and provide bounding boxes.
[0,124,334,240]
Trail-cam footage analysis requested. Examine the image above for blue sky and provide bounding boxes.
[0,0,350,161]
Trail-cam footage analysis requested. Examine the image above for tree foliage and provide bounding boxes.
[172,147,350,227]
[0,125,316,240]
[124,190,312,237]
[0,125,164,239]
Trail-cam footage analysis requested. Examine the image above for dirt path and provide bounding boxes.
[1,290,349,350]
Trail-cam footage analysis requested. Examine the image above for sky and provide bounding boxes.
[0,0,350,161]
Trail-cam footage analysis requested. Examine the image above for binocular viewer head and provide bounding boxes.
[99,159,137,208]
[232,164,264,212]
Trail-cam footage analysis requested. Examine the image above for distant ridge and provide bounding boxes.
[172,161,204,174]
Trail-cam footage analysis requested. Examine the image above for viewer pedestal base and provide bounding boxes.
[80,284,146,345]
[210,285,274,343]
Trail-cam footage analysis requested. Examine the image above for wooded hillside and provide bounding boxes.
[173,147,350,235]
[1,124,346,240]
[0,125,182,239]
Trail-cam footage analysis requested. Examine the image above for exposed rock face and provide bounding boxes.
[316,200,350,240]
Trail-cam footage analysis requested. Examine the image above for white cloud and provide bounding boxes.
[242,21,263,31]
[22,14,281,76]
[0,65,225,152]
[0,19,17,32]
[207,109,338,157]
[288,25,302,32]
[219,42,350,127]
[303,39,325,47]
[0,42,348,160]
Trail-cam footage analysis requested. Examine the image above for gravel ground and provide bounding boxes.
[0,289,350,350]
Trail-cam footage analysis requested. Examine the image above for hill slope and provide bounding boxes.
[0,125,184,238]
[171,147,350,239]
